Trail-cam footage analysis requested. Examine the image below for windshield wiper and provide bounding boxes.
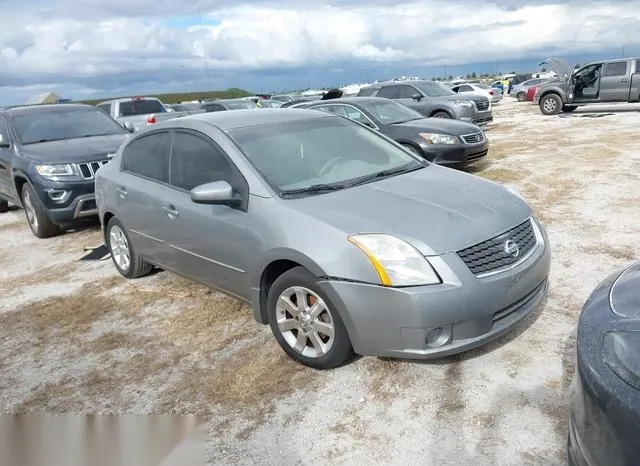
[346,165,424,188]
[281,183,347,197]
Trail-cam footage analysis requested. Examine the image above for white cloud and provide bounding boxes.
[0,0,638,104]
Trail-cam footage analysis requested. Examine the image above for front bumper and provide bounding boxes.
[460,113,493,126]
[318,230,550,358]
[421,140,489,167]
[30,177,98,224]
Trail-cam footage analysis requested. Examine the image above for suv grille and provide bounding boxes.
[461,132,485,144]
[77,160,110,180]
[457,219,537,276]
[473,97,490,111]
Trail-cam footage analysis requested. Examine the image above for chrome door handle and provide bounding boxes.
[162,205,179,218]
[115,186,128,198]
[621,78,629,83]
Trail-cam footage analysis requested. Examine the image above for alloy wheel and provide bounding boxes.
[109,225,131,272]
[23,190,38,231]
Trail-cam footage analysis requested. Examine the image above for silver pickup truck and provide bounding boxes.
[96,96,190,131]
[535,57,640,115]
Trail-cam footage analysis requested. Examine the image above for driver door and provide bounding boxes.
[0,116,16,201]
[571,64,602,102]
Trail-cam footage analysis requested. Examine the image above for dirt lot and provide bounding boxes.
[1,98,639,465]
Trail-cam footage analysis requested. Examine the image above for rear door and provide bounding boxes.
[115,130,173,261]
[600,61,631,101]
[0,116,15,200]
[159,129,250,297]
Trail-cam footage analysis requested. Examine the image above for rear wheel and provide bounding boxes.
[0,199,8,213]
[539,94,563,115]
[21,183,60,238]
[105,217,153,279]
[516,92,526,102]
[562,105,578,113]
[432,111,452,119]
[267,266,355,370]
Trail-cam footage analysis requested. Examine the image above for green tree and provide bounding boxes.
[432,77,437,81]
[471,72,477,78]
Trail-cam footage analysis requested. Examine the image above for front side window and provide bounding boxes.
[228,116,424,195]
[330,105,374,127]
[122,131,170,183]
[169,131,233,191]
[13,108,127,145]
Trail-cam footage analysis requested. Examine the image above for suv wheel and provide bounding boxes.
[540,94,563,115]
[105,217,153,279]
[432,111,452,119]
[21,183,60,238]
[267,266,355,369]
[0,199,8,213]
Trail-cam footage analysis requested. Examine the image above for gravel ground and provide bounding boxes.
[1,98,639,465]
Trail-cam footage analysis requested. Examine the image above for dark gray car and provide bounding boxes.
[95,109,550,369]
[568,262,640,465]
[293,97,488,167]
[358,80,493,126]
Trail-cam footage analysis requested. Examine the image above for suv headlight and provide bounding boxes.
[35,163,74,177]
[348,234,441,286]
[454,101,473,108]
[603,331,640,390]
[419,133,457,145]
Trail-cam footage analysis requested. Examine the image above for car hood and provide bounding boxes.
[17,134,128,163]
[289,165,532,255]
[539,58,571,78]
[391,118,481,136]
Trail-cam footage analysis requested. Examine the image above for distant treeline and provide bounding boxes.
[78,88,254,105]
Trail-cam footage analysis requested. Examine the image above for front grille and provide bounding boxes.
[461,132,485,144]
[77,160,110,180]
[457,219,537,276]
[473,97,490,111]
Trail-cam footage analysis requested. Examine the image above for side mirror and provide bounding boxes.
[411,93,423,101]
[123,121,135,133]
[0,133,9,148]
[190,181,241,206]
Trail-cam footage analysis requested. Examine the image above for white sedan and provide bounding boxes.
[451,83,503,104]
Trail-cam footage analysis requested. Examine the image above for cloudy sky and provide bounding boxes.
[0,0,637,104]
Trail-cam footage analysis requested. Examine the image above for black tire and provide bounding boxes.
[539,94,563,115]
[516,92,526,102]
[21,183,60,238]
[105,216,153,279]
[0,199,8,213]
[562,105,578,113]
[267,266,355,370]
[432,111,452,119]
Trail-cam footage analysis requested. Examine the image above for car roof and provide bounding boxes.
[0,103,95,116]
[176,108,331,131]
[301,97,389,107]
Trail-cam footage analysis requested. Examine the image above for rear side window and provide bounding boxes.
[96,104,110,114]
[201,104,225,112]
[122,131,170,183]
[118,99,165,117]
[604,61,628,77]
[459,85,473,92]
[169,131,234,191]
[377,86,400,98]
[357,87,376,97]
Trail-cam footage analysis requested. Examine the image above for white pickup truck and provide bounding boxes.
[96,96,193,132]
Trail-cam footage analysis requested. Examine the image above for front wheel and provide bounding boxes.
[516,92,526,102]
[21,183,60,238]
[267,267,355,369]
[432,111,452,119]
[539,94,563,115]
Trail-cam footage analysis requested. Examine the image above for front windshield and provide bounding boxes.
[361,100,423,125]
[228,117,424,194]
[413,81,457,97]
[13,108,127,145]
[225,101,257,109]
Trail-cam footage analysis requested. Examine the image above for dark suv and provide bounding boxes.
[0,104,129,238]
[358,80,493,126]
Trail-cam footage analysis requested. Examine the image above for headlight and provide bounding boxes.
[347,234,441,286]
[454,101,473,107]
[418,133,458,145]
[35,164,74,177]
[603,331,640,390]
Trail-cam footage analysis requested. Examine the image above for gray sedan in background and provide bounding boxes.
[95,109,550,369]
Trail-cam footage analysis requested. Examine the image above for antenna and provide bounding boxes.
[197,3,212,89]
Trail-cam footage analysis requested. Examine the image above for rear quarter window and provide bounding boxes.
[357,87,377,97]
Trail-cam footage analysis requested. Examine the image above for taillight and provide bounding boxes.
[146,114,157,124]
[489,90,494,95]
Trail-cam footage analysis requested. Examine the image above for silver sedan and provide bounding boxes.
[95,109,550,369]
